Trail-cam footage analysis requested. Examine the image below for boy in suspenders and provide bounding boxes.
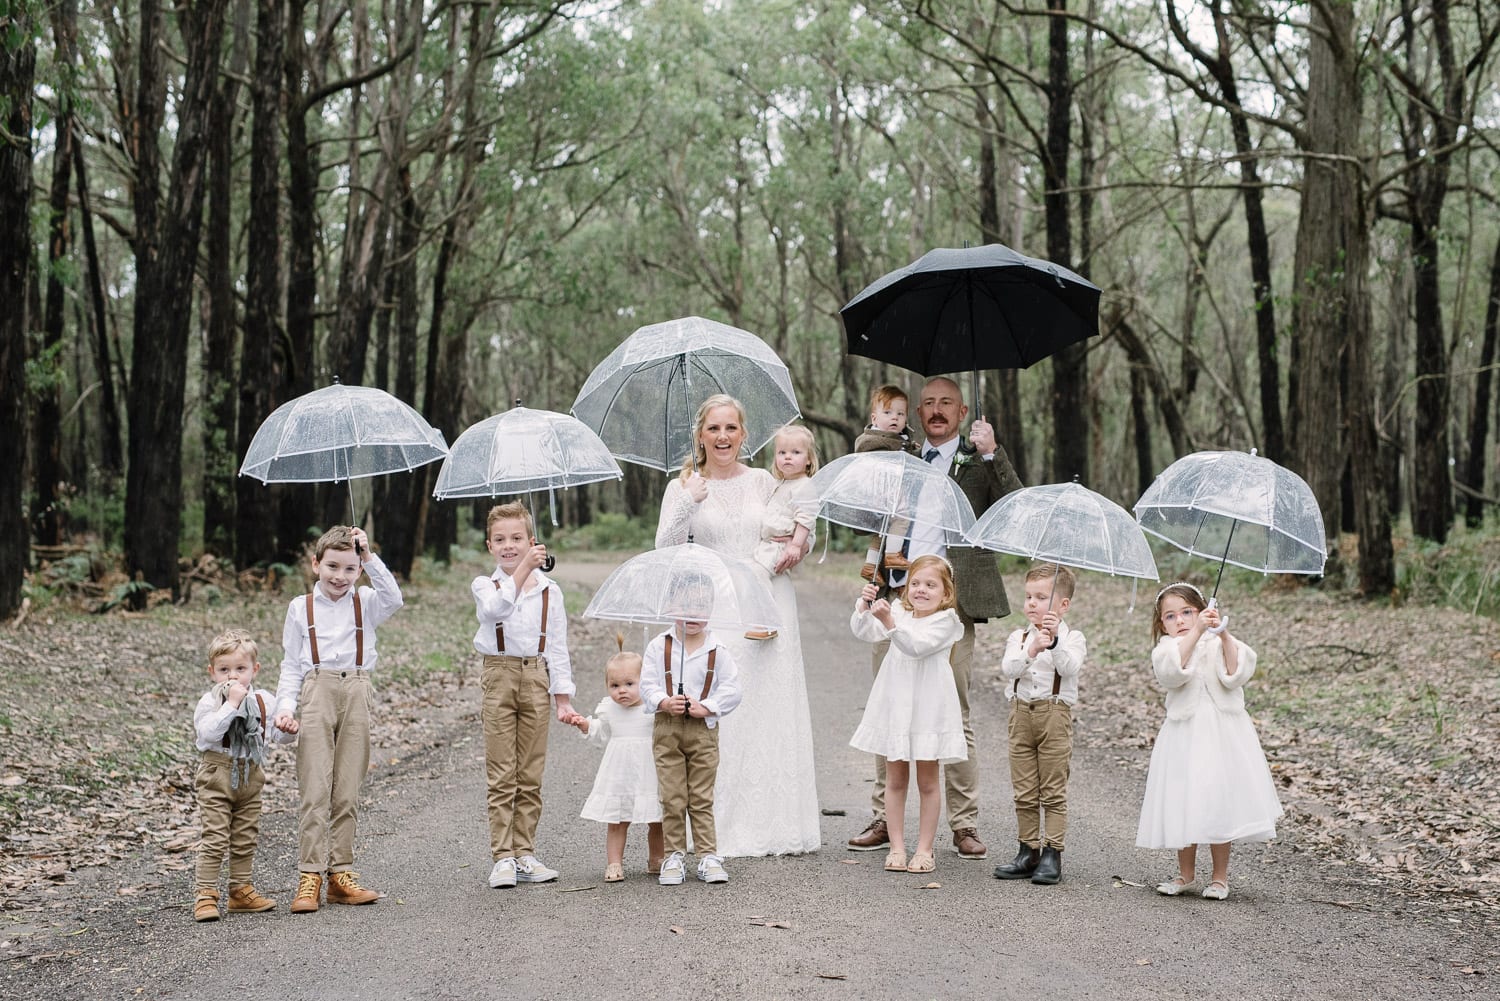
[273,525,404,913]
[639,576,742,886]
[470,502,575,889]
[191,629,295,921]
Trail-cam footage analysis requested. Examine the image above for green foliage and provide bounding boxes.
[552,512,658,552]
[1394,528,1500,618]
[59,481,125,550]
[101,577,154,612]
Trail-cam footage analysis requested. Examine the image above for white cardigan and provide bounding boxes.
[1151,632,1258,722]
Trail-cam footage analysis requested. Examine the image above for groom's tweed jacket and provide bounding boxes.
[946,437,1023,622]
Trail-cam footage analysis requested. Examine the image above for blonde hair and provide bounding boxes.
[486,501,535,538]
[771,423,819,480]
[1151,582,1207,645]
[1025,563,1077,601]
[313,526,356,561]
[680,394,748,480]
[606,633,642,680]
[900,555,958,613]
[869,384,907,413]
[207,628,258,668]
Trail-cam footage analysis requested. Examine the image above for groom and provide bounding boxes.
[851,376,1023,860]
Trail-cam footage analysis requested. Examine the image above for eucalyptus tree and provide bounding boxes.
[0,1,38,617]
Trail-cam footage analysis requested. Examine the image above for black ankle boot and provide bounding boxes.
[1030,846,1062,884]
[993,843,1040,880]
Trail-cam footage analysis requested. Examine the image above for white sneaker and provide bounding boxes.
[488,857,517,889]
[696,854,729,884]
[658,851,686,886]
[515,855,559,883]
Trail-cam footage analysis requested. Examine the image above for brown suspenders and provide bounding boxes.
[492,579,549,656]
[1013,629,1064,699]
[305,590,364,668]
[662,634,717,702]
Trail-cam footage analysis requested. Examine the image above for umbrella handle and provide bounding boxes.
[1204,597,1229,635]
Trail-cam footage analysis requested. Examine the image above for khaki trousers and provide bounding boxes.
[295,669,372,873]
[195,750,264,890]
[481,655,551,860]
[869,611,980,831]
[1007,699,1073,850]
[653,714,719,856]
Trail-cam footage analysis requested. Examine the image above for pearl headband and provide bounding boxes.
[1155,581,1204,604]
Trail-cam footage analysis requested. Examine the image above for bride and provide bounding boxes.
[655,394,821,856]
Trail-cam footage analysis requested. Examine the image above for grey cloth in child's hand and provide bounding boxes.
[218,683,267,790]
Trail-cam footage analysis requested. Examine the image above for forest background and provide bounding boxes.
[2,0,1500,616]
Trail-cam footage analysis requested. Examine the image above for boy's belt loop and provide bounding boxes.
[494,580,549,655]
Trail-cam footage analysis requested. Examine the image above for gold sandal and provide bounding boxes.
[883,850,908,871]
[906,852,935,874]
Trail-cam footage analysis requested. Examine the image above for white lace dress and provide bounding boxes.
[657,467,821,856]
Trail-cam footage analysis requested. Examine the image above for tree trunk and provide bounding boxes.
[1464,235,1500,527]
[378,173,425,577]
[202,2,248,558]
[1130,364,1154,497]
[125,0,231,598]
[71,130,124,478]
[422,218,463,562]
[36,61,74,547]
[1045,0,1086,482]
[235,0,287,566]
[1288,0,1363,565]
[0,19,37,618]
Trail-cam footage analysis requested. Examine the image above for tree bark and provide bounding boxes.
[36,19,74,547]
[1045,0,1087,482]
[0,16,37,618]
[1464,236,1500,526]
[71,129,123,478]
[125,0,231,599]
[236,0,288,566]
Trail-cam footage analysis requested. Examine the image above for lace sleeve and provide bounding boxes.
[655,479,696,548]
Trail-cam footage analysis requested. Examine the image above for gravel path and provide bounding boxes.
[3,556,1494,999]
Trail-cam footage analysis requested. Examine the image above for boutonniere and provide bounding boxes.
[952,444,978,468]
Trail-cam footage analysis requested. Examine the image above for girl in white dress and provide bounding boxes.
[1137,582,1283,901]
[571,644,664,882]
[850,555,966,875]
[656,394,821,857]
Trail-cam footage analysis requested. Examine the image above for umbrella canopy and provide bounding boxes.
[965,482,1159,580]
[240,380,448,484]
[811,450,976,544]
[432,406,621,500]
[1134,449,1327,590]
[840,243,1101,375]
[583,544,781,633]
[571,316,800,473]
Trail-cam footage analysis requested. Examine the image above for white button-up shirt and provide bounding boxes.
[194,685,296,752]
[470,569,574,696]
[274,554,403,718]
[1000,620,1087,705]
[638,628,741,728]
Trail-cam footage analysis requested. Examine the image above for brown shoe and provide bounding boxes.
[743,629,778,641]
[882,553,910,570]
[326,870,381,905]
[290,872,322,914]
[859,563,877,581]
[952,828,988,859]
[192,889,220,923]
[226,883,276,913]
[847,818,890,852]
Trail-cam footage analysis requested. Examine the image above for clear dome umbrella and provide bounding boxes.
[240,378,448,531]
[1134,448,1327,604]
[583,544,781,634]
[571,316,800,473]
[810,451,977,576]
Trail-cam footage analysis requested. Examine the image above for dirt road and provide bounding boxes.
[2,556,1494,999]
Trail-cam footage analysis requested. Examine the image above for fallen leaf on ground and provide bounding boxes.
[1136,958,1151,966]
[820,808,846,816]
[750,920,792,929]
[669,926,684,935]
[816,973,847,980]
[840,859,861,865]
[1112,876,1144,887]
[918,882,941,889]
[559,885,597,893]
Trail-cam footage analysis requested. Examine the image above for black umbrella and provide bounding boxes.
[840,243,1101,407]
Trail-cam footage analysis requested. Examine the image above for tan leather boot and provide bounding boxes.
[192,889,220,922]
[325,870,380,905]
[289,872,322,914]
[226,883,276,913]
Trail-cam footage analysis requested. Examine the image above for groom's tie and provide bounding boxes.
[890,447,945,588]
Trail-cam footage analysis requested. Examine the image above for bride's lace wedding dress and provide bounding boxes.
[657,468,821,856]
